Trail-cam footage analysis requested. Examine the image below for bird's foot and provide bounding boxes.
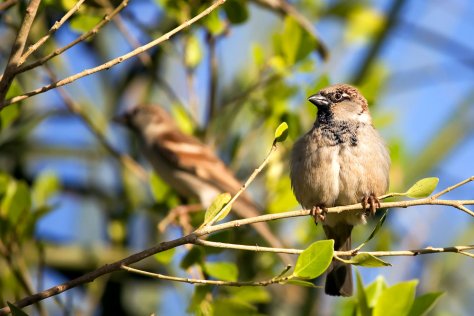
[361,194,381,216]
[311,206,328,224]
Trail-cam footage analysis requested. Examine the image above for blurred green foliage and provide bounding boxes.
[0,0,471,315]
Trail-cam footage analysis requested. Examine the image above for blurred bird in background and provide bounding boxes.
[290,84,390,296]
[116,105,291,264]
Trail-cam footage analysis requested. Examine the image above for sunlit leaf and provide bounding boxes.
[180,247,204,269]
[252,43,265,68]
[356,271,371,316]
[185,34,202,69]
[70,14,102,33]
[224,0,248,24]
[274,122,289,143]
[373,280,418,316]
[204,10,226,35]
[7,302,28,316]
[408,292,444,316]
[1,180,31,223]
[346,7,384,42]
[340,253,391,267]
[284,279,317,288]
[202,193,232,226]
[204,261,238,282]
[226,287,271,304]
[171,105,195,135]
[154,248,176,265]
[32,170,60,207]
[406,177,439,198]
[293,240,333,279]
[365,276,388,307]
[0,173,10,195]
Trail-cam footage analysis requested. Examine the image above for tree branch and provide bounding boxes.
[0,0,42,101]
[194,239,474,258]
[0,0,227,110]
[2,168,473,315]
[18,0,86,65]
[14,0,129,74]
[121,264,294,287]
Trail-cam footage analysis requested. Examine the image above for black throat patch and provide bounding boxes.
[315,116,361,146]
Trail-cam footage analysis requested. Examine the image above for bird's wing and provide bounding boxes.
[151,129,245,195]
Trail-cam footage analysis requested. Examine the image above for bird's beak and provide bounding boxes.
[308,93,329,108]
[112,113,130,125]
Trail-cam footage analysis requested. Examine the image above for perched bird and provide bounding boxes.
[116,105,290,263]
[290,84,390,296]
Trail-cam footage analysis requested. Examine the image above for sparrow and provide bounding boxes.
[290,84,390,296]
[116,105,291,263]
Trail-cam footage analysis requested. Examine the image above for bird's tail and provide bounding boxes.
[323,224,353,296]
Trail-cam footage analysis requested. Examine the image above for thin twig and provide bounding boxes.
[431,176,474,199]
[204,143,278,227]
[0,0,18,12]
[19,0,87,65]
[42,66,148,182]
[15,0,130,75]
[2,177,474,314]
[0,0,41,101]
[121,265,292,287]
[0,0,227,109]
[194,239,302,254]
[194,239,474,258]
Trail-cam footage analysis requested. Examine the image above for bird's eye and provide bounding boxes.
[333,92,343,102]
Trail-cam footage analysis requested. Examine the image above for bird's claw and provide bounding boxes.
[361,194,381,216]
[311,206,327,224]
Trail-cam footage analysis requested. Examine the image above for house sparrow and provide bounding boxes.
[290,84,390,296]
[116,105,291,263]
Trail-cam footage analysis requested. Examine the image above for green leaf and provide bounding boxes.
[213,298,256,315]
[171,105,195,135]
[365,276,388,307]
[1,180,31,224]
[405,177,439,198]
[204,10,226,35]
[346,7,384,42]
[293,240,334,279]
[7,302,28,316]
[356,271,371,316]
[280,16,315,65]
[408,292,444,316]
[70,14,102,33]
[180,247,204,270]
[204,262,238,282]
[355,210,388,251]
[149,171,171,202]
[32,170,60,207]
[373,280,418,316]
[274,122,289,143]
[202,193,232,225]
[0,104,20,130]
[252,44,265,68]
[154,248,176,265]
[0,173,10,195]
[224,0,249,24]
[187,286,213,316]
[284,278,317,288]
[340,253,391,267]
[185,34,202,69]
[226,287,271,304]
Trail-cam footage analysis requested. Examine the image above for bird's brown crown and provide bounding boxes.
[319,84,368,111]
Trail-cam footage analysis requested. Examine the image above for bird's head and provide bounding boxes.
[114,105,174,133]
[308,84,371,124]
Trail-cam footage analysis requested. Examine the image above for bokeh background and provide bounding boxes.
[1,0,473,315]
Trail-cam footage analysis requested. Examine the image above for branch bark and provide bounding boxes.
[0,0,42,101]
[0,0,227,110]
